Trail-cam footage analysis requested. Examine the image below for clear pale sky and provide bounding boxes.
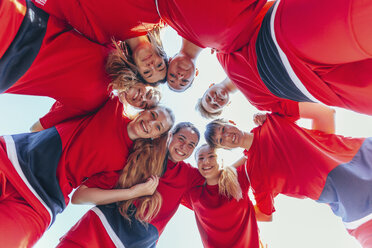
[1,26,371,248]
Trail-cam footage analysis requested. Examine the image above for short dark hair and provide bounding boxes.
[204,119,227,147]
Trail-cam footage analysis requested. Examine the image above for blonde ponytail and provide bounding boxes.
[218,166,242,201]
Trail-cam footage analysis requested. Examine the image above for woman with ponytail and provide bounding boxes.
[181,144,260,248]
[57,122,205,247]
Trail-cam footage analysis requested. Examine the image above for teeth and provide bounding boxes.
[202,166,213,171]
[133,89,140,100]
[232,134,236,143]
[141,120,148,133]
[175,149,185,156]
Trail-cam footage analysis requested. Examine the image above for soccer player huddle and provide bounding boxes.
[1,0,372,247]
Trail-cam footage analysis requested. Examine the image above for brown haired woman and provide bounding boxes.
[56,122,204,247]
[0,94,175,247]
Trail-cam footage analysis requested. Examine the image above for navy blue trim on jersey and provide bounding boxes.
[97,204,159,248]
[256,4,313,102]
[0,0,49,93]
[12,127,65,224]
[317,138,372,222]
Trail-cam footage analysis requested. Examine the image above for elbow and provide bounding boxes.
[70,194,82,205]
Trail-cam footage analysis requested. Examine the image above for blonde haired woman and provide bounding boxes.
[181,144,260,248]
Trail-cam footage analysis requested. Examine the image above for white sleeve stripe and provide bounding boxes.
[91,207,125,248]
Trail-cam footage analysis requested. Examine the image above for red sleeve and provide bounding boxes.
[180,192,194,211]
[216,51,300,119]
[32,0,101,43]
[83,171,121,190]
[39,101,91,129]
[254,191,276,216]
[236,165,250,194]
[186,165,204,189]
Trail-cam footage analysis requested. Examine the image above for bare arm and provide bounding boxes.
[299,102,335,134]
[71,176,159,205]
[254,205,273,222]
[30,120,45,132]
[231,156,247,168]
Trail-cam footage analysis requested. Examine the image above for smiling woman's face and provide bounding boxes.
[168,127,199,162]
[196,145,220,181]
[129,106,173,139]
[132,43,167,84]
[119,84,159,109]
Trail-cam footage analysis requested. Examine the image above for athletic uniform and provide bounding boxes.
[0,98,133,247]
[219,0,372,115]
[57,160,204,247]
[32,0,298,117]
[246,113,372,247]
[1,0,114,128]
[32,0,162,45]
[182,166,260,248]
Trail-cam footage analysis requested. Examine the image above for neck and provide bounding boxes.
[126,122,138,141]
[206,177,219,186]
[241,132,254,150]
[221,77,237,93]
[126,35,149,50]
[180,39,202,60]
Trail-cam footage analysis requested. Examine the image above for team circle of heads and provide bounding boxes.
[1,0,372,247]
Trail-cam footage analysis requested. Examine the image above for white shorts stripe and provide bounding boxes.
[344,212,372,230]
[3,135,53,227]
[92,207,125,248]
[269,0,320,103]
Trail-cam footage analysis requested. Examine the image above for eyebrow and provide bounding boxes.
[158,66,166,72]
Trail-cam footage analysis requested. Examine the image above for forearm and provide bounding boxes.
[231,156,247,168]
[71,186,139,205]
[254,205,273,222]
[299,102,335,134]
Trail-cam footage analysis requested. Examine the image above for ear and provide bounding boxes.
[195,68,199,77]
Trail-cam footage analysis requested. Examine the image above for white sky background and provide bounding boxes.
[1,27,371,248]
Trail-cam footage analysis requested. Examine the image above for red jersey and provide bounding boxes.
[58,160,204,247]
[183,166,259,248]
[55,98,133,204]
[246,114,365,215]
[32,0,162,45]
[157,0,267,53]
[150,160,203,235]
[5,17,111,128]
